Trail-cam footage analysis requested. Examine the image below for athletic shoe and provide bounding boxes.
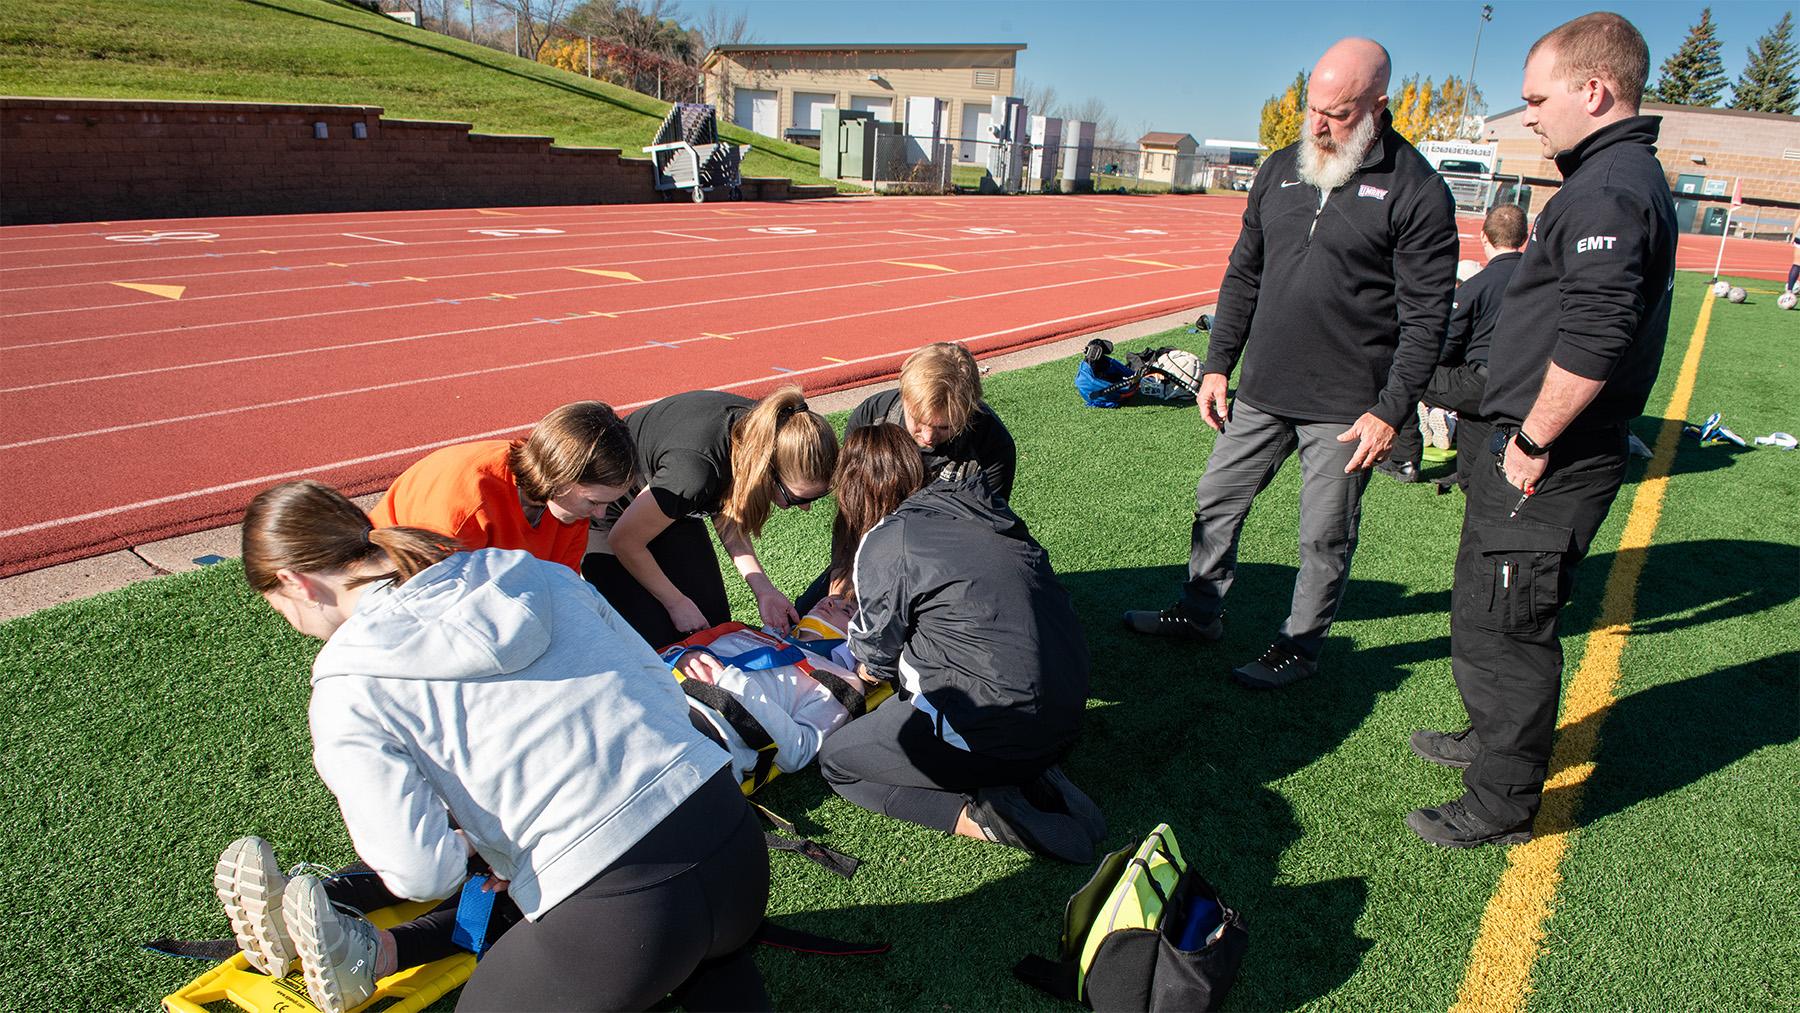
[1121,603,1223,641]
[966,787,1094,864]
[214,836,297,976]
[1409,727,1481,769]
[1230,643,1317,690]
[1421,406,1454,450]
[1024,765,1107,847]
[1375,459,1422,484]
[1406,798,1532,849]
[284,873,382,1013]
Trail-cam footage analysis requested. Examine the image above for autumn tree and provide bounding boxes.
[1386,74,1484,142]
[1648,7,1729,106]
[1258,70,1307,154]
[1730,11,1798,114]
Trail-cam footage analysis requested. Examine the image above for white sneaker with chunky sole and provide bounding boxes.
[213,835,297,976]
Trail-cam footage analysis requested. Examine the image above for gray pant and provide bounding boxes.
[1182,400,1372,661]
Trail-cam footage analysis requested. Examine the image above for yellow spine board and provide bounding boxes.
[163,900,474,1013]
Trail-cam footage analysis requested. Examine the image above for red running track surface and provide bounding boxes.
[0,194,1243,575]
[2,194,1790,577]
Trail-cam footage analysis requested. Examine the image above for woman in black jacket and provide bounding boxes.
[818,425,1103,862]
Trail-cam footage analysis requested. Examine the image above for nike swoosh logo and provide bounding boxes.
[1280,180,1303,187]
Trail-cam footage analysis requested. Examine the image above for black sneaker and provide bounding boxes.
[1375,460,1422,484]
[966,787,1094,863]
[1406,798,1532,849]
[1230,643,1317,689]
[1023,765,1106,847]
[1409,727,1481,769]
[1122,603,1223,641]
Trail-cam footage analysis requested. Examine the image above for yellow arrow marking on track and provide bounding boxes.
[568,268,643,282]
[1093,208,1125,214]
[405,276,429,283]
[823,356,847,363]
[703,332,736,341]
[1110,256,1182,269]
[111,282,186,300]
[886,261,956,273]
[490,292,517,300]
[258,250,278,254]
[589,310,620,318]
[476,209,519,216]
[327,262,347,267]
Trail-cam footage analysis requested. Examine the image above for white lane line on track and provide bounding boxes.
[0,287,1217,540]
[0,205,1237,271]
[341,233,406,245]
[0,242,1225,393]
[8,259,1216,442]
[656,230,719,242]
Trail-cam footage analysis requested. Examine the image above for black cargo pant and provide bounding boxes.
[1391,361,1490,488]
[1450,422,1628,827]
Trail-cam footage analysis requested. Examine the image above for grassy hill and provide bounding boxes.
[0,0,849,190]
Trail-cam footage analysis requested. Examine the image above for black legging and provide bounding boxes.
[454,767,771,1012]
[321,863,523,970]
[818,698,1059,831]
[583,515,731,650]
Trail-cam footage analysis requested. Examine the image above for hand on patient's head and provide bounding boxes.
[676,651,725,685]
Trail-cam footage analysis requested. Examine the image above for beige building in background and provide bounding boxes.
[1485,101,1799,234]
[701,43,1022,161]
[1137,132,1198,184]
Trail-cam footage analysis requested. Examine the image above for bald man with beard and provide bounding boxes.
[1125,38,1459,688]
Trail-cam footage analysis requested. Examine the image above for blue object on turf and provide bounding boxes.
[1176,895,1222,951]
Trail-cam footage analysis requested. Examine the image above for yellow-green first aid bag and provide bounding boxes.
[1013,824,1248,1012]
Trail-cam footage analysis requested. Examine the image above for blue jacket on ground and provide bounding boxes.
[1076,356,1136,408]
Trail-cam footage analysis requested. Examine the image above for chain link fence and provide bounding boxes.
[865,135,1245,196]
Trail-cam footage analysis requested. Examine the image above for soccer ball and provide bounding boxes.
[1779,290,1798,311]
[1711,280,1731,297]
[1727,287,1747,303]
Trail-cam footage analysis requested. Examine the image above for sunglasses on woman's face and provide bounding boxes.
[775,475,826,508]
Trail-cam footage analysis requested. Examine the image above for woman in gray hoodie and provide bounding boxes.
[226,479,769,1012]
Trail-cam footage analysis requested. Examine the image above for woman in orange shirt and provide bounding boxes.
[372,402,636,573]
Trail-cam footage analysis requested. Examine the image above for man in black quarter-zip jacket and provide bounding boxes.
[1407,11,1676,849]
[1123,36,1458,690]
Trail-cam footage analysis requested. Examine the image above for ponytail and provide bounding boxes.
[242,480,460,594]
[724,386,838,538]
[829,423,926,592]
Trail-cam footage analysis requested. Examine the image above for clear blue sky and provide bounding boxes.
[690,1,1797,140]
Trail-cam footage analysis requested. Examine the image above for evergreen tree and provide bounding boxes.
[1648,8,1729,106]
[1730,12,1799,114]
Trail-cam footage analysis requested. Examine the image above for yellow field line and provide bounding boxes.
[1451,290,1716,1013]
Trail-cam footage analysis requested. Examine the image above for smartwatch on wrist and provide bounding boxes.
[1512,428,1551,458]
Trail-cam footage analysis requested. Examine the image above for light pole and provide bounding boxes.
[1461,4,1494,140]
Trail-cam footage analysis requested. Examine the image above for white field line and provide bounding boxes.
[0,242,1228,391]
[0,287,1216,540]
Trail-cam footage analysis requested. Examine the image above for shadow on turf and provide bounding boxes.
[1544,649,1798,827]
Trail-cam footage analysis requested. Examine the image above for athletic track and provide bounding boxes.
[0,194,1789,577]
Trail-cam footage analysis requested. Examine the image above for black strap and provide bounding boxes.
[754,919,890,956]
[143,937,239,961]
[1012,953,1080,1002]
[1130,856,1172,907]
[805,666,868,718]
[764,830,861,879]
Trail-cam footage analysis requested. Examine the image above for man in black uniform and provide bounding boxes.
[1123,37,1459,689]
[1382,203,1528,488]
[1407,11,1677,848]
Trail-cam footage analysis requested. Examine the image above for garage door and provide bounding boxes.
[850,95,894,121]
[793,91,835,132]
[733,88,778,136]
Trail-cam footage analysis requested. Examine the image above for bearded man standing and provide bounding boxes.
[1125,38,1458,688]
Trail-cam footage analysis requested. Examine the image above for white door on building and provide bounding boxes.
[959,106,993,162]
[850,95,894,121]
[792,91,835,132]
[733,88,778,136]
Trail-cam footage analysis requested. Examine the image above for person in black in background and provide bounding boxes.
[1407,11,1677,849]
[1122,36,1459,690]
[1382,204,1528,488]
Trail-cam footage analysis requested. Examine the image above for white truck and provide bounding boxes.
[1417,140,1499,213]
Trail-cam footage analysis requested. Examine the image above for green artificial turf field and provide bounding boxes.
[0,0,849,191]
[0,272,1794,1011]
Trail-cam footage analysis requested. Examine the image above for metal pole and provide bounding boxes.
[1461,4,1494,139]
[466,0,473,42]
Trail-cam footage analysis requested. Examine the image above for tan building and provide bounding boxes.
[1485,102,1799,233]
[701,43,1023,161]
[1137,131,1198,183]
